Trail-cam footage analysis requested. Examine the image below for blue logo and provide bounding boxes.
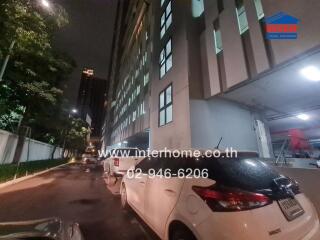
[265,12,300,40]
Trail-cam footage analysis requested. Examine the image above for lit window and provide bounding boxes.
[254,0,264,20]
[213,24,223,54]
[133,111,136,122]
[137,85,140,95]
[192,0,204,18]
[144,72,150,86]
[160,1,172,39]
[159,84,173,126]
[236,0,249,35]
[160,38,173,78]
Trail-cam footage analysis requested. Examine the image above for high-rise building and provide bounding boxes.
[77,68,108,138]
[103,0,320,156]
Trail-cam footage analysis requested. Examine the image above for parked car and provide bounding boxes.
[120,152,320,240]
[0,218,84,240]
[103,147,144,180]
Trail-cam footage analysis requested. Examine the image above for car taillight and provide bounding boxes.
[113,158,119,167]
[192,185,272,212]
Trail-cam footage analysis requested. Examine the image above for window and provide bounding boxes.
[144,72,150,86]
[254,0,264,20]
[136,157,161,173]
[133,111,136,122]
[161,0,165,7]
[192,0,204,18]
[159,84,173,126]
[160,38,173,78]
[160,1,172,39]
[235,0,249,35]
[213,26,223,54]
[137,85,140,96]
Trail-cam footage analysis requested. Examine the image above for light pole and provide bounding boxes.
[0,40,16,82]
[0,0,51,82]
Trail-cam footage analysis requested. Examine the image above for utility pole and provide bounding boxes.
[0,40,16,82]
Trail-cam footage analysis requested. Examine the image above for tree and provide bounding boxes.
[0,0,76,144]
[64,118,90,157]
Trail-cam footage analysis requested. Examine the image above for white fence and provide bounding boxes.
[0,129,63,165]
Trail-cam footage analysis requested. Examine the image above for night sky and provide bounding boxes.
[53,0,117,104]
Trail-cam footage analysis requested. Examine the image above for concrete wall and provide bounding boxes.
[190,97,260,151]
[263,0,320,65]
[0,130,18,164]
[0,129,63,165]
[201,0,320,97]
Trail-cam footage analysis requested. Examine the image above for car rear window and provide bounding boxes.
[193,157,280,191]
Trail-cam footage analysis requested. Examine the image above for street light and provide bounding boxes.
[71,108,78,114]
[41,0,51,8]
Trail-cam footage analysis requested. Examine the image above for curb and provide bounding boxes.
[0,162,70,190]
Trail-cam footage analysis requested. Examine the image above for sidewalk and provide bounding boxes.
[0,162,70,190]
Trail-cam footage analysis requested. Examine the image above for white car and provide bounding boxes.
[120,152,320,240]
[103,148,144,178]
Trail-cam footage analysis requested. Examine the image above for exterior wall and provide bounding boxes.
[19,138,63,163]
[106,0,320,153]
[0,130,18,164]
[0,130,63,164]
[149,0,192,149]
[202,0,320,98]
[244,0,269,73]
[190,98,259,152]
[108,0,152,146]
[263,0,320,65]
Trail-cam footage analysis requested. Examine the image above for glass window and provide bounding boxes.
[144,72,149,86]
[161,0,165,7]
[236,1,249,35]
[166,85,172,103]
[159,38,173,78]
[159,84,173,126]
[160,92,165,108]
[213,28,223,54]
[160,0,172,39]
[254,0,264,20]
[166,105,172,123]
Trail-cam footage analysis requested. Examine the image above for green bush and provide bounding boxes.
[0,159,68,183]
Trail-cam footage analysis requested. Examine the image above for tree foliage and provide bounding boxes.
[0,0,87,153]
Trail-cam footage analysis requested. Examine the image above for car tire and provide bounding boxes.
[121,184,129,210]
[171,226,197,240]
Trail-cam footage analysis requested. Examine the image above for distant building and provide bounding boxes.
[77,69,108,138]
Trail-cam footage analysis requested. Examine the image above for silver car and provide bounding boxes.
[0,218,84,240]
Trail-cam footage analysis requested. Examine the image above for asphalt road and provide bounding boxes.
[0,163,159,240]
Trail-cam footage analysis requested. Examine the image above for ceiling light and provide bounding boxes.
[300,66,320,81]
[297,114,310,121]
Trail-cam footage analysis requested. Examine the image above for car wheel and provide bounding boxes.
[171,227,197,240]
[121,184,129,210]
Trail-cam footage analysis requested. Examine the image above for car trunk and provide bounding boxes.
[200,157,318,239]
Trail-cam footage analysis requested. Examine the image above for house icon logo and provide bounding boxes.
[265,12,300,40]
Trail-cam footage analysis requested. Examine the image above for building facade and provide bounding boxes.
[103,0,320,156]
[77,69,108,138]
